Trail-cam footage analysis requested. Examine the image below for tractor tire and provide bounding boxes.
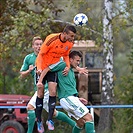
[0,120,25,133]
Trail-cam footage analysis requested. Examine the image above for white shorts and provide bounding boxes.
[60,96,89,120]
[28,91,49,112]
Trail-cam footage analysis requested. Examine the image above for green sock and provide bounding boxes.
[85,121,95,133]
[72,125,82,133]
[27,110,36,133]
[55,111,76,127]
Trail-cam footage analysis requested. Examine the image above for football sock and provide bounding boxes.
[85,121,95,133]
[36,96,43,122]
[55,111,76,127]
[48,96,56,121]
[27,110,36,133]
[72,124,82,133]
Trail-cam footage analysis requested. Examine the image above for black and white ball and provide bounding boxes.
[73,13,88,26]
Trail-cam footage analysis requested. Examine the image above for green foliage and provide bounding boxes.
[113,42,133,133]
[0,0,57,94]
[113,75,133,133]
[0,0,104,94]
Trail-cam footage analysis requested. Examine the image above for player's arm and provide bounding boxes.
[20,56,35,78]
[36,40,51,72]
[62,55,70,76]
[38,67,50,83]
[76,66,88,75]
[62,47,72,76]
[79,97,88,105]
[20,65,35,78]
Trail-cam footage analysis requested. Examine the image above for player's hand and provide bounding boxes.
[37,82,43,88]
[62,67,69,76]
[77,66,88,75]
[28,65,35,72]
[36,69,42,76]
[79,98,88,105]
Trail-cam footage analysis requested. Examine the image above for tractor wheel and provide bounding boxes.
[0,120,25,133]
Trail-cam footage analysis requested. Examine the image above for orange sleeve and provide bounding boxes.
[36,40,50,70]
[36,53,43,70]
[63,55,70,68]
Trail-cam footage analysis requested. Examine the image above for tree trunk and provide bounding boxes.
[97,0,114,132]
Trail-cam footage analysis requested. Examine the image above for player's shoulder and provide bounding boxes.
[45,33,61,46]
[47,33,60,38]
[24,52,36,59]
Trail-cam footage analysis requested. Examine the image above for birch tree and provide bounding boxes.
[98,0,114,132]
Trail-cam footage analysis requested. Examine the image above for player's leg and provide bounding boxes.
[35,70,45,129]
[43,90,76,128]
[36,86,44,120]
[72,125,82,133]
[72,119,83,133]
[46,71,58,130]
[27,91,44,133]
[27,104,36,133]
[36,86,45,133]
[72,118,86,133]
[83,113,95,133]
[35,71,44,122]
[85,121,95,133]
[54,110,76,127]
[60,96,95,133]
[46,81,57,130]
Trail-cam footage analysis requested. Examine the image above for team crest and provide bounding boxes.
[65,46,68,50]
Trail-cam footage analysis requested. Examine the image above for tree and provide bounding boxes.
[0,0,60,94]
[98,0,113,132]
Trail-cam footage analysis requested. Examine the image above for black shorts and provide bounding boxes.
[42,71,58,84]
[35,71,58,85]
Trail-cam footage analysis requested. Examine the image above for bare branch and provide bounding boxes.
[44,19,103,37]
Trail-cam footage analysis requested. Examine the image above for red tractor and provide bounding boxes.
[0,94,31,133]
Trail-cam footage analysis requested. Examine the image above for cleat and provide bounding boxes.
[37,121,44,133]
[46,120,54,130]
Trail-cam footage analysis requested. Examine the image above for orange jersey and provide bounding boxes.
[36,33,73,70]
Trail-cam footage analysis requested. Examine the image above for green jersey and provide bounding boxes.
[20,52,36,77]
[51,61,78,99]
[20,52,48,91]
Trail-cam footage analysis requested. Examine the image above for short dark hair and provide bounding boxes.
[69,50,82,59]
[63,25,76,34]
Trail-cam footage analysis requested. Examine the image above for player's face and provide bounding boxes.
[65,31,76,43]
[32,40,43,55]
[70,55,81,68]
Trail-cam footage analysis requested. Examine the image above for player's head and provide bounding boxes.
[32,36,43,55]
[69,51,82,68]
[62,25,76,43]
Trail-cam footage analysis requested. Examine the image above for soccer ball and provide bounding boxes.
[73,13,88,26]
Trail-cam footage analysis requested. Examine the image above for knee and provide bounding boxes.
[27,104,35,111]
[49,88,56,96]
[37,87,44,98]
[50,91,56,96]
[77,119,85,128]
[48,83,57,96]
[84,113,93,122]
